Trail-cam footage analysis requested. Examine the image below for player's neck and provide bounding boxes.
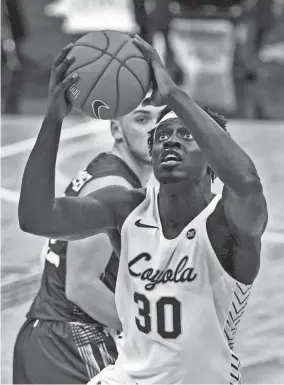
[158,177,213,226]
[111,147,152,187]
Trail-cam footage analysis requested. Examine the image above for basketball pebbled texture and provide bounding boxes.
[65,30,151,119]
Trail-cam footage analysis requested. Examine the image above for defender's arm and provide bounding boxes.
[66,177,131,330]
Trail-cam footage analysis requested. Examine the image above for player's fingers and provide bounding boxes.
[58,72,79,93]
[133,36,151,58]
[52,43,74,69]
[152,94,163,107]
[142,90,163,107]
[142,97,160,107]
[142,64,161,107]
[150,65,158,90]
[133,35,159,62]
[55,54,75,81]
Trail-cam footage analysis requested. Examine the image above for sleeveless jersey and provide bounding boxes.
[27,153,142,323]
[113,186,252,384]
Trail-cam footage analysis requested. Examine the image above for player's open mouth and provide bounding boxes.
[160,150,182,167]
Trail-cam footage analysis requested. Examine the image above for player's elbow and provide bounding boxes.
[18,199,61,237]
[65,276,77,302]
[19,218,32,234]
[66,264,85,302]
[238,170,263,198]
[66,277,85,305]
[18,200,30,231]
[19,200,42,234]
[18,212,41,235]
[18,208,54,238]
[65,283,77,303]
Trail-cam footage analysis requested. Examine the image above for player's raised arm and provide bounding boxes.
[134,35,260,195]
[134,35,268,249]
[18,45,118,240]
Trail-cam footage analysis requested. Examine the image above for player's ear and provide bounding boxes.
[110,119,123,143]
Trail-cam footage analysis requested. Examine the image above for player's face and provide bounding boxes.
[120,104,162,164]
[151,119,208,184]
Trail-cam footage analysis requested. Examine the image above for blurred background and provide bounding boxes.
[1,0,284,384]
[2,0,284,117]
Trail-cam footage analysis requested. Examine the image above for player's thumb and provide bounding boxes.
[142,96,161,107]
[142,97,151,107]
[143,89,163,107]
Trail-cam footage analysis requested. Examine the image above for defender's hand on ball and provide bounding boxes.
[46,43,79,121]
[133,35,177,107]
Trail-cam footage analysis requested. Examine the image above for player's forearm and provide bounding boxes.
[167,88,261,196]
[67,280,122,331]
[18,115,62,232]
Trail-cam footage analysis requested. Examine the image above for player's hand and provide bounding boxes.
[46,43,79,121]
[133,34,177,107]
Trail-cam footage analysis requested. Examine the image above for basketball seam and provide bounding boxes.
[73,43,148,95]
[74,44,145,64]
[67,53,104,76]
[79,31,111,108]
[114,65,121,117]
[80,33,130,109]
[123,57,148,94]
[114,61,146,117]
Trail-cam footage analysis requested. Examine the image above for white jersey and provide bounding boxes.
[91,186,252,385]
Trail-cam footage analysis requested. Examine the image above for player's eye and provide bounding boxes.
[184,132,193,140]
[157,133,169,141]
[135,116,149,124]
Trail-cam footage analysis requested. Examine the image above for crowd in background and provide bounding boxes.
[2,0,284,118]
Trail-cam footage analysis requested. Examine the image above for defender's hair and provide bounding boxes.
[147,106,229,182]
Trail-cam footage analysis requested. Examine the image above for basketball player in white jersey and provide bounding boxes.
[18,37,268,384]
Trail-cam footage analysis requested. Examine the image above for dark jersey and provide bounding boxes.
[27,153,142,323]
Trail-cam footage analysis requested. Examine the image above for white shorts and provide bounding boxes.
[88,363,137,385]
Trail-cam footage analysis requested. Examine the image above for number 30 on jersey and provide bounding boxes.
[134,292,181,339]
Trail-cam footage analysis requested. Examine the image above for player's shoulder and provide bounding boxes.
[88,185,146,228]
[115,187,147,231]
[110,186,146,230]
[107,186,146,217]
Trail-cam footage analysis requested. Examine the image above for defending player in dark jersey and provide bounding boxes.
[18,38,268,384]
[13,100,161,384]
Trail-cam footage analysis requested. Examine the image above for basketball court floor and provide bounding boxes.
[1,115,284,383]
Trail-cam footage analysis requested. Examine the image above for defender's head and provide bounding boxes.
[111,99,163,165]
[148,106,228,185]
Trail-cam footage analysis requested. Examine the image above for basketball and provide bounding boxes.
[65,30,151,119]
